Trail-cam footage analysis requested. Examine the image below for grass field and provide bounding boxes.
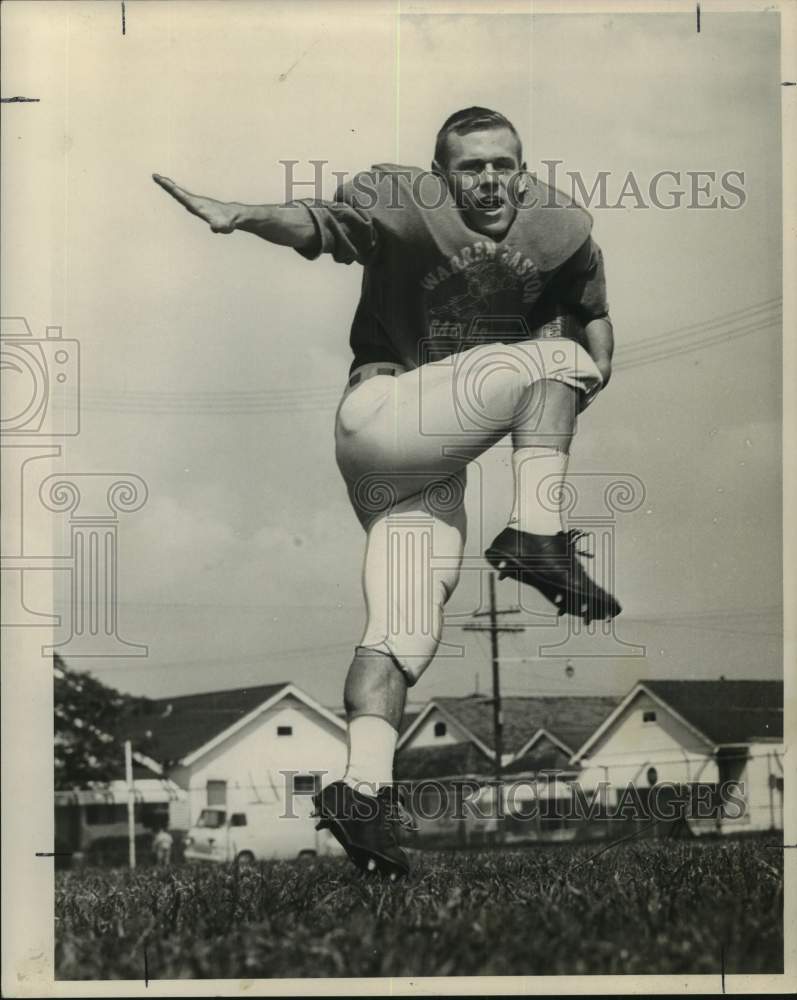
[55,835,783,980]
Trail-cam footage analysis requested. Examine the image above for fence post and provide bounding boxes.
[125,740,136,870]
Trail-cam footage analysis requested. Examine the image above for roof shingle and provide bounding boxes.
[433,695,621,754]
[121,683,289,766]
[644,679,782,744]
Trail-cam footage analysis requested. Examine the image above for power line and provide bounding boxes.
[86,640,355,672]
[614,316,780,373]
[623,605,781,620]
[623,622,781,638]
[613,298,781,356]
[71,299,782,413]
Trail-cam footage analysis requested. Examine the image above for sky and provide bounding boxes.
[1,1,783,708]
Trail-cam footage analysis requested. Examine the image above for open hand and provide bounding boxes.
[152,174,238,234]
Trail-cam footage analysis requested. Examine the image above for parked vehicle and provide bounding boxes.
[55,790,170,868]
[183,803,345,864]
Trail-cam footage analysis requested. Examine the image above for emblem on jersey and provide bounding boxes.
[422,241,544,329]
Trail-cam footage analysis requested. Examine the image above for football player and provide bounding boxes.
[154,107,620,878]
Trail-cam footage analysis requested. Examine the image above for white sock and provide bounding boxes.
[509,446,569,535]
[342,715,398,795]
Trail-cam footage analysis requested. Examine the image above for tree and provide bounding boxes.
[53,653,151,789]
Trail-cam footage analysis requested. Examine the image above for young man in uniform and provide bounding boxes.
[154,107,620,878]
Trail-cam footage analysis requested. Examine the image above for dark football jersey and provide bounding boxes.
[295,164,609,373]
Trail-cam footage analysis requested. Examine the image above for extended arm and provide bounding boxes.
[152,174,318,253]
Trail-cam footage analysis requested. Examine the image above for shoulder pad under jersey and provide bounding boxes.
[516,174,594,271]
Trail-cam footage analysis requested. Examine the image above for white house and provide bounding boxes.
[570,679,784,834]
[123,682,348,830]
[395,693,620,845]
[397,693,620,776]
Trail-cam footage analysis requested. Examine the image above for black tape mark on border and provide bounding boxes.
[1,96,40,103]
[122,1,126,36]
[721,944,726,992]
[35,852,73,858]
[144,945,149,987]
[697,2,701,33]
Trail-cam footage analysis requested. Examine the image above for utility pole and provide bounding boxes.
[460,572,525,785]
[124,739,136,870]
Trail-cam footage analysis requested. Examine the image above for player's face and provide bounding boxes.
[441,127,524,239]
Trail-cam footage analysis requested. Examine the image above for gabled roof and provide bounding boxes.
[644,680,782,744]
[502,742,574,775]
[571,679,783,763]
[400,695,621,757]
[399,709,422,736]
[121,682,344,767]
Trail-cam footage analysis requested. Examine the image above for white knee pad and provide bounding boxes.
[360,573,453,686]
[359,502,464,686]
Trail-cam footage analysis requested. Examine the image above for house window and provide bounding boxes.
[277,725,293,736]
[230,813,247,827]
[643,710,657,723]
[206,780,227,806]
[293,774,319,795]
[434,721,447,738]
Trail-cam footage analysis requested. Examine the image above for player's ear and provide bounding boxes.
[517,162,529,193]
[431,158,446,178]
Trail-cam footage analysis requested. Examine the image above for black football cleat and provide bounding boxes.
[485,527,621,622]
[313,780,411,879]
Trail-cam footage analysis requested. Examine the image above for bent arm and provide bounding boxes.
[583,316,614,385]
[556,236,613,385]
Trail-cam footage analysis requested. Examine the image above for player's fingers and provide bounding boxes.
[152,174,199,211]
